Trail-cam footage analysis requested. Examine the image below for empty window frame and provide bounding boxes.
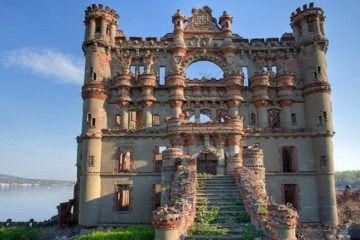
[282,146,297,172]
[115,114,121,125]
[152,184,162,211]
[283,184,299,210]
[291,113,297,125]
[153,146,165,172]
[114,148,133,173]
[152,114,160,126]
[250,112,257,125]
[113,184,132,211]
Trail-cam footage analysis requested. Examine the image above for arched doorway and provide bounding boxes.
[196,152,218,175]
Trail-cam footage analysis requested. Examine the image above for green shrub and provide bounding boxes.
[0,227,40,240]
[242,225,262,240]
[75,225,155,240]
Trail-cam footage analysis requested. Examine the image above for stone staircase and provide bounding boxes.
[185,175,254,239]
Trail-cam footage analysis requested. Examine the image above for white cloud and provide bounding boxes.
[2,48,84,85]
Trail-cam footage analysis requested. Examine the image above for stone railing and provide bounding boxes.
[152,157,197,240]
[234,146,299,240]
[169,161,197,235]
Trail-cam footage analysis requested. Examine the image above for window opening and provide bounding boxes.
[291,113,297,125]
[95,20,101,33]
[86,113,92,123]
[186,61,223,80]
[91,118,96,127]
[115,114,121,125]
[159,66,165,85]
[242,66,249,86]
[268,109,281,128]
[317,65,322,74]
[250,112,257,125]
[282,146,296,172]
[152,184,162,211]
[152,114,160,126]
[114,184,131,211]
[271,65,277,73]
[322,111,327,121]
[139,65,144,74]
[114,147,133,173]
[317,115,324,126]
[130,65,136,74]
[283,184,299,210]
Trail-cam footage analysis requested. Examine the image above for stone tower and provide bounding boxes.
[291,3,338,228]
[78,4,118,227]
[73,3,338,236]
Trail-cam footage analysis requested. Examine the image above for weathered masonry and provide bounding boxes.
[75,3,338,238]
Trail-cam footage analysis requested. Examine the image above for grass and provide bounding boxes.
[0,226,40,240]
[74,225,155,240]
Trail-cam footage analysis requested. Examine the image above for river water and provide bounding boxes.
[0,185,74,222]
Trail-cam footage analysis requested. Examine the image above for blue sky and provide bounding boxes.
[0,1,359,180]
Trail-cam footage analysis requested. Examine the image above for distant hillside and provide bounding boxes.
[0,173,75,187]
[335,170,360,190]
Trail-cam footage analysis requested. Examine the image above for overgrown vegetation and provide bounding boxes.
[335,170,360,189]
[242,225,262,240]
[74,225,155,240]
[189,197,227,236]
[197,173,214,179]
[0,227,40,240]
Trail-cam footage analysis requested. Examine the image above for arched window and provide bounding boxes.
[115,114,121,125]
[199,114,211,123]
[186,61,223,80]
[250,112,257,125]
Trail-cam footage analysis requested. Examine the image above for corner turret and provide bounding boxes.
[290,3,325,43]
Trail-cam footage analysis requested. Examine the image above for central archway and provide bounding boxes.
[196,152,218,175]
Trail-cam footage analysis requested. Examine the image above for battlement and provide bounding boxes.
[291,2,324,23]
[85,4,119,20]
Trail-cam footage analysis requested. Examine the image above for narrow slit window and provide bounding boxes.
[317,65,322,74]
[291,113,297,125]
[159,66,165,85]
[317,115,324,126]
[91,118,96,127]
[250,112,257,125]
[242,66,249,86]
[93,72,97,80]
[86,113,92,123]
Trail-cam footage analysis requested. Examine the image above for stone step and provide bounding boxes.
[185,235,244,240]
[197,189,238,193]
[196,205,245,211]
[196,210,247,217]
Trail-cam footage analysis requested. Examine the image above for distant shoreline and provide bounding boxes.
[0,173,75,187]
